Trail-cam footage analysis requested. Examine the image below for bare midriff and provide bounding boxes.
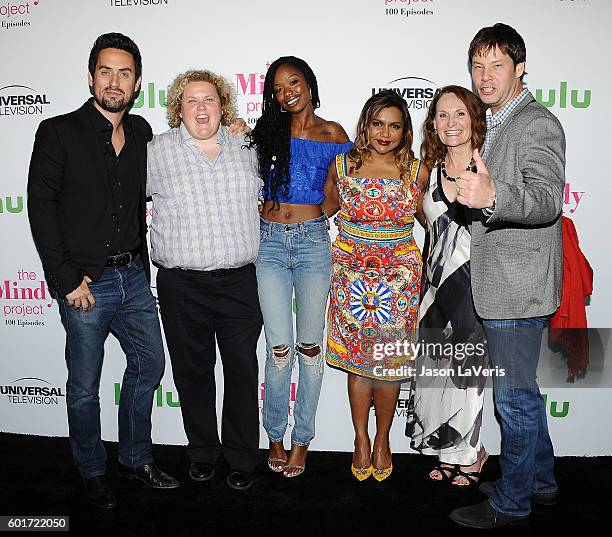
[261,201,323,224]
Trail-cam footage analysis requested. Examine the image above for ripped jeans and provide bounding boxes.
[256,215,332,446]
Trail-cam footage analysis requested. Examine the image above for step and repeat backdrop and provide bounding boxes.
[1,0,610,455]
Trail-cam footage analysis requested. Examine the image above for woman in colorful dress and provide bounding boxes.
[323,90,428,481]
[249,56,352,478]
[405,85,489,487]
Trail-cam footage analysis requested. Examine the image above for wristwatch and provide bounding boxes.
[482,195,496,216]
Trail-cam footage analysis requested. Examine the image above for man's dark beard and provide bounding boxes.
[89,86,136,113]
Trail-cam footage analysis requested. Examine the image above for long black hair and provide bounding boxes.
[248,56,320,203]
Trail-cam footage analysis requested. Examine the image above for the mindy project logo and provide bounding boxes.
[383,0,434,17]
[0,0,41,30]
[235,61,272,124]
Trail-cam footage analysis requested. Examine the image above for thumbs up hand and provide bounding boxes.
[456,149,496,209]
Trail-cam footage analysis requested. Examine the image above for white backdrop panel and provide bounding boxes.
[1,0,610,455]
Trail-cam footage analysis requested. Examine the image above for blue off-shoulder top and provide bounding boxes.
[263,137,354,205]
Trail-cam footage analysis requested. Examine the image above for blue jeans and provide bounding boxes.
[256,215,332,446]
[58,255,165,478]
[483,316,557,517]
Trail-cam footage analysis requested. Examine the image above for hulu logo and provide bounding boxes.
[132,82,167,109]
[0,195,24,214]
[114,383,180,407]
[542,393,569,418]
[535,82,591,109]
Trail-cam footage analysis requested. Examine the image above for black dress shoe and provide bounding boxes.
[479,481,559,506]
[189,462,215,482]
[83,475,116,509]
[226,470,253,491]
[450,499,530,529]
[118,462,180,489]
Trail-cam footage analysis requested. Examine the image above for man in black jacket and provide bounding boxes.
[27,33,179,509]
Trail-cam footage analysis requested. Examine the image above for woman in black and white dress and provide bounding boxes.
[406,86,489,486]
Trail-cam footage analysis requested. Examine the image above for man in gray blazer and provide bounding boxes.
[449,23,565,529]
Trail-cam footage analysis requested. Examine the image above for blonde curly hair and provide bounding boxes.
[166,70,237,128]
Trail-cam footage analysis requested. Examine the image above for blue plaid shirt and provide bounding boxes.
[481,88,529,160]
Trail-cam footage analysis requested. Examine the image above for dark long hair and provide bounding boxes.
[248,56,320,202]
[420,85,486,170]
[349,90,415,189]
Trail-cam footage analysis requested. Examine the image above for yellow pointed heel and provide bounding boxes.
[372,440,393,482]
[351,464,373,481]
[372,463,393,482]
[351,436,373,481]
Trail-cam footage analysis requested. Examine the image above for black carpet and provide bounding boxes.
[1,432,611,536]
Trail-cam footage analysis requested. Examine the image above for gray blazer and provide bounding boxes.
[470,90,565,320]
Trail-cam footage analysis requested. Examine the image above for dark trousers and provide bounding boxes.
[156,264,263,473]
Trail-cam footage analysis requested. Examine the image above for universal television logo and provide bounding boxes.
[0,85,50,116]
[372,76,437,111]
[110,0,169,7]
[1,377,65,405]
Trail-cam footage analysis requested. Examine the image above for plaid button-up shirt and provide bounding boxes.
[481,87,530,160]
[147,124,262,271]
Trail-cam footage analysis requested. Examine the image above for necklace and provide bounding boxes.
[440,159,475,182]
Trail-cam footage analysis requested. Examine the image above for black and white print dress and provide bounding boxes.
[405,164,487,466]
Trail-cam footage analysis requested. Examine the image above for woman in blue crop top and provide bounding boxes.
[248,56,352,478]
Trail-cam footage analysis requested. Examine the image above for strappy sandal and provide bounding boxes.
[267,457,287,473]
[267,440,287,473]
[282,464,305,478]
[428,464,459,483]
[452,452,489,488]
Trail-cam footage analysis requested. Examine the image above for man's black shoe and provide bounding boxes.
[118,462,180,489]
[189,462,215,482]
[479,481,559,506]
[450,500,530,529]
[83,475,116,509]
[226,470,253,491]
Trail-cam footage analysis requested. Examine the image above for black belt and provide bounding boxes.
[173,264,252,278]
[106,250,139,267]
